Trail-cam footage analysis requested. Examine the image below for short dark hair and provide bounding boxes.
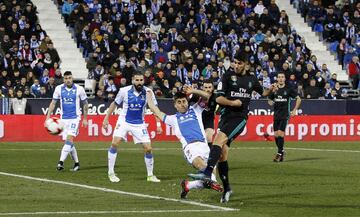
[203,79,214,85]
[132,71,144,77]
[64,71,72,76]
[277,71,285,76]
[173,92,187,102]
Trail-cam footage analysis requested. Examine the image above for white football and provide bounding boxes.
[45,117,64,135]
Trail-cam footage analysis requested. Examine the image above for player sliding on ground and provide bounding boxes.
[103,72,162,183]
[146,86,223,199]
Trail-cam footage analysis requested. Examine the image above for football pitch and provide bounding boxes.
[0,141,359,217]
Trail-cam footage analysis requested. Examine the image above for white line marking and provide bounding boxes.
[0,172,237,212]
[1,147,360,153]
[0,209,229,216]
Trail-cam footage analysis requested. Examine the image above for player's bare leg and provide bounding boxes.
[143,143,160,182]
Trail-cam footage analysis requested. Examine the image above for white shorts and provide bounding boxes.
[61,118,80,140]
[113,118,151,144]
[183,142,210,164]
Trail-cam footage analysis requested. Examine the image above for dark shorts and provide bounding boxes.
[218,116,247,146]
[202,117,214,130]
[273,119,288,132]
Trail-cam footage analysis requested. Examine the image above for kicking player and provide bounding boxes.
[268,72,301,162]
[103,72,162,183]
[146,87,223,199]
[189,60,274,203]
[45,71,88,171]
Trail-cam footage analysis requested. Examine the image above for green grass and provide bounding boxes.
[0,141,359,217]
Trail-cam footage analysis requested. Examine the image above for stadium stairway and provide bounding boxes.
[277,0,349,82]
[31,0,93,94]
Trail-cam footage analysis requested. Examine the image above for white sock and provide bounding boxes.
[60,141,73,162]
[108,147,117,174]
[70,146,79,163]
[188,180,204,190]
[144,153,154,177]
[211,173,217,182]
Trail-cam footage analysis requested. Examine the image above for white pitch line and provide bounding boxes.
[0,209,228,216]
[1,147,360,153]
[0,172,237,212]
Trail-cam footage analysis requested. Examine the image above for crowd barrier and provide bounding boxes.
[0,115,359,142]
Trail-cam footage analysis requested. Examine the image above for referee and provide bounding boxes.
[268,72,301,162]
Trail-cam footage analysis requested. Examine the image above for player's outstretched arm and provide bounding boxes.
[291,96,302,116]
[46,99,57,120]
[82,101,89,127]
[103,102,117,129]
[183,85,210,102]
[146,91,166,121]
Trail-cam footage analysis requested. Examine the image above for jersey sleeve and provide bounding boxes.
[289,87,298,99]
[216,75,228,97]
[79,86,88,101]
[268,92,275,100]
[52,86,61,100]
[163,114,176,126]
[114,88,125,106]
[252,76,264,95]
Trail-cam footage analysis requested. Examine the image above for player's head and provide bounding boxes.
[173,92,188,113]
[202,79,214,93]
[132,72,144,92]
[63,71,73,87]
[277,72,286,85]
[233,58,246,75]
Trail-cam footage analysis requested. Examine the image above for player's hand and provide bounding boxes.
[183,85,193,94]
[231,99,242,107]
[271,83,278,92]
[268,100,274,106]
[290,110,296,117]
[82,119,88,127]
[102,118,109,129]
[156,126,163,134]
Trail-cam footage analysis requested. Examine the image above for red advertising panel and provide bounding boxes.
[0,115,359,142]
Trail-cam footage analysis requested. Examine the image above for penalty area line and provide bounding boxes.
[0,172,238,212]
[0,209,230,216]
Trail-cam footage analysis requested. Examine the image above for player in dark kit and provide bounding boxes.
[188,60,274,203]
[201,80,218,148]
[268,72,301,162]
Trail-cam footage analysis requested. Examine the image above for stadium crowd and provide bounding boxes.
[296,0,360,90]
[0,0,62,99]
[0,0,355,101]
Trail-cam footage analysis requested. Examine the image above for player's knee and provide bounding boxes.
[143,145,152,153]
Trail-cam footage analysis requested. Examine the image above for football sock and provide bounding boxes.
[275,137,280,152]
[70,145,79,163]
[188,180,204,190]
[218,161,230,192]
[277,137,284,154]
[204,145,222,176]
[208,142,213,148]
[60,140,73,162]
[108,147,117,174]
[144,153,154,177]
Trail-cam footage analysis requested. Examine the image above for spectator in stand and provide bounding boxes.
[347,56,360,89]
[305,79,321,99]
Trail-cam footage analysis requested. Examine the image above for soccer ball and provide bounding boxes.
[45,117,64,135]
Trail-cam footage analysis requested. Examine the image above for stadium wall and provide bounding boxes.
[0,115,359,142]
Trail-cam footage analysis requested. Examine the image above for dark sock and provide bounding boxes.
[208,142,213,148]
[275,137,280,151]
[204,145,222,176]
[277,137,284,154]
[218,161,230,192]
[58,161,64,165]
